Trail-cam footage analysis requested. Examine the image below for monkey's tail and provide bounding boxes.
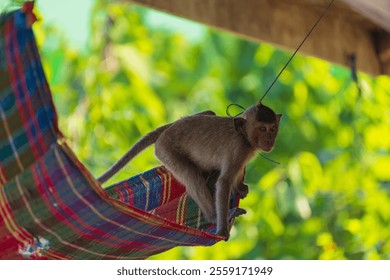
[97,123,171,184]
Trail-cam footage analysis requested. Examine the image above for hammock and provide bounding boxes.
[0,3,244,259]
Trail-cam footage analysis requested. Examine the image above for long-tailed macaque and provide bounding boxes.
[98,104,282,239]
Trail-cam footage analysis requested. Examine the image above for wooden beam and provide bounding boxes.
[129,0,390,76]
[340,0,390,33]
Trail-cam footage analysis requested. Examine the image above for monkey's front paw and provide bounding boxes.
[235,183,249,199]
[216,227,230,241]
[235,207,247,217]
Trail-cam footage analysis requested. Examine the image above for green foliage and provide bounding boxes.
[34,0,390,260]
[0,0,26,13]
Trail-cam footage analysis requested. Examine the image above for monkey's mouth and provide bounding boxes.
[260,140,274,152]
[261,141,274,152]
[261,145,274,152]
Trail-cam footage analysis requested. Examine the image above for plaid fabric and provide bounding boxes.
[106,167,241,231]
[0,6,59,184]
[0,3,243,260]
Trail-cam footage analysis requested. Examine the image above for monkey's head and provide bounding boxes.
[234,103,282,152]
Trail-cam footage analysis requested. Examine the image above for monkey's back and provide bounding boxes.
[155,115,253,171]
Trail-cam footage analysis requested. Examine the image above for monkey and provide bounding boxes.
[97,110,216,184]
[98,104,282,240]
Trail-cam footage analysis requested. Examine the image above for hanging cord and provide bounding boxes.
[348,53,362,96]
[227,0,336,165]
[258,0,336,104]
[259,154,281,165]
[226,103,246,117]
[226,0,336,116]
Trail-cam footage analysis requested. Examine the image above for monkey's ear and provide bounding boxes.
[276,114,282,123]
[234,117,247,135]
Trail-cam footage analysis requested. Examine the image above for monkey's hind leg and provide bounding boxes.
[156,148,216,224]
[215,167,244,240]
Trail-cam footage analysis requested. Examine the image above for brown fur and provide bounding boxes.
[98,105,282,239]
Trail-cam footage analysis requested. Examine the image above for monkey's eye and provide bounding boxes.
[259,127,266,132]
[270,126,276,132]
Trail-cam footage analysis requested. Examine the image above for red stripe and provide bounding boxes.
[5,20,46,159]
[115,186,125,204]
[114,180,135,206]
[0,222,23,259]
[125,180,135,205]
[0,162,7,184]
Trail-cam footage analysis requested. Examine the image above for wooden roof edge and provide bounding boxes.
[340,0,390,33]
[128,0,390,76]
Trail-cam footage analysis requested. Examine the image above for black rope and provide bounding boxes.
[226,0,337,166]
[259,0,336,104]
[259,154,281,165]
[348,54,362,96]
[226,103,246,117]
